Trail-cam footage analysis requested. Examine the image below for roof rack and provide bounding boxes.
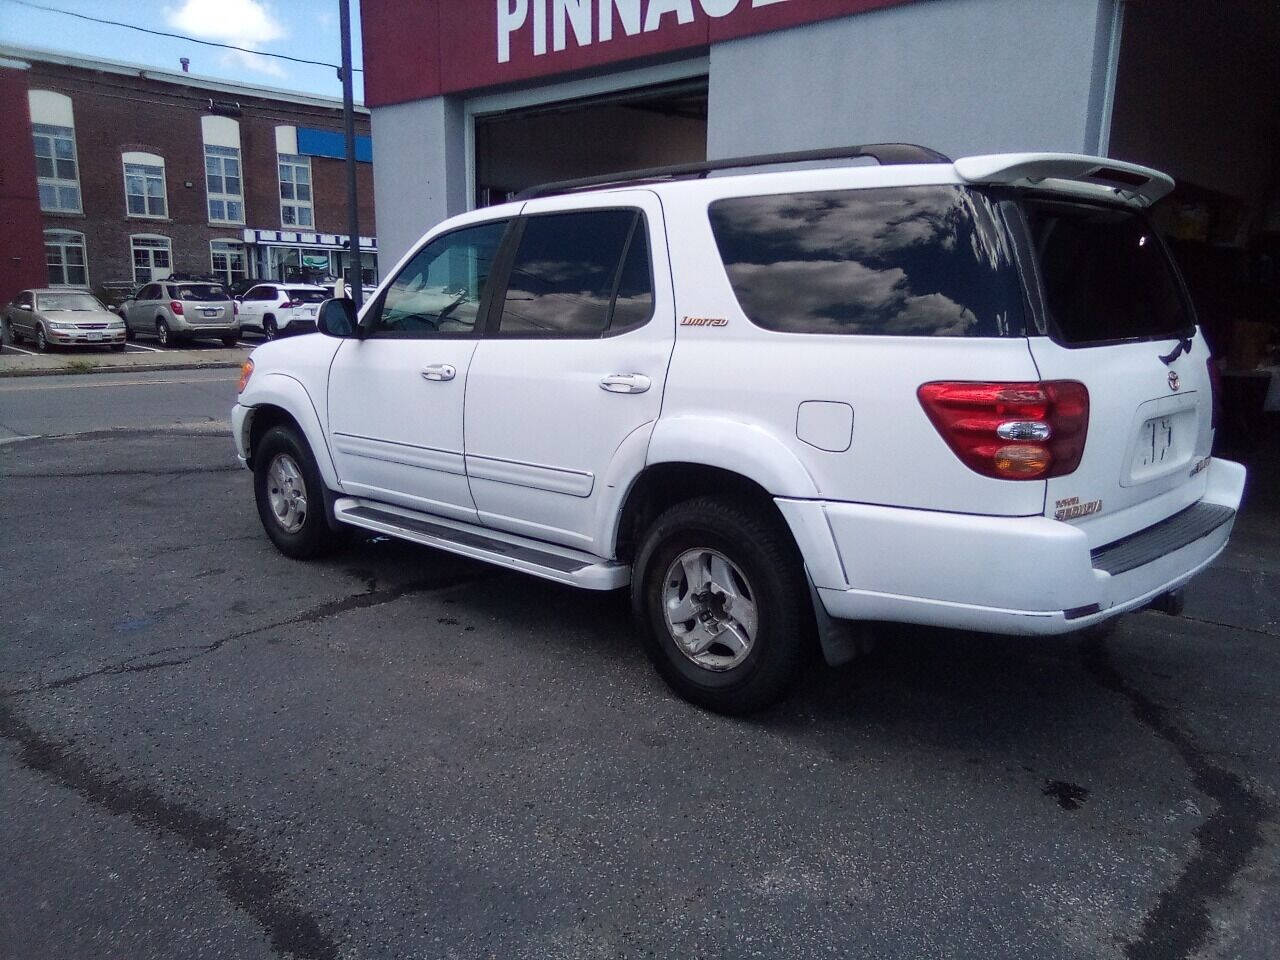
[514,143,951,201]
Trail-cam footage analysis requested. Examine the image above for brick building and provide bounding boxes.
[0,45,377,306]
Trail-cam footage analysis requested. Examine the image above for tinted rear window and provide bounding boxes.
[176,284,228,301]
[1021,199,1193,345]
[707,186,1022,337]
[286,288,327,303]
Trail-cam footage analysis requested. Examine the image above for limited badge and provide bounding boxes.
[681,316,728,327]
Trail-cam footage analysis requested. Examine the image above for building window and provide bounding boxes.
[210,240,247,285]
[33,123,82,214]
[205,145,244,224]
[45,230,88,286]
[131,235,172,283]
[122,152,167,218]
[278,154,314,227]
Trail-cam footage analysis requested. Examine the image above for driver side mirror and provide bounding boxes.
[317,297,359,338]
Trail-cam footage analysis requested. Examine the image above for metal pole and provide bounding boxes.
[339,0,362,312]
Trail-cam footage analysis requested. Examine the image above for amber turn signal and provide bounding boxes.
[237,358,254,393]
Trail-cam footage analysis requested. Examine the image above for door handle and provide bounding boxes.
[421,363,456,382]
[600,373,651,394]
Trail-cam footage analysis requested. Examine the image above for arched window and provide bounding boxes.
[210,239,247,285]
[122,151,168,219]
[130,234,172,283]
[45,230,88,287]
[202,116,244,224]
[29,91,82,214]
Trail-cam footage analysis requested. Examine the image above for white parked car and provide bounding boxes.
[236,283,328,340]
[231,145,1246,713]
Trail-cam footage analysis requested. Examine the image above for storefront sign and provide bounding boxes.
[361,0,918,107]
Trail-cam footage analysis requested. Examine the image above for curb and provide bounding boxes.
[0,360,246,379]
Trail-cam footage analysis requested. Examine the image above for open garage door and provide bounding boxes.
[1108,0,1280,455]
[473,78,708,207]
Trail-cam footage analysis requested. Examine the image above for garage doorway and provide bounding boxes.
[472,77,708,208]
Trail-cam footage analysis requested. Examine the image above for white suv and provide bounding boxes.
[236,283,328,339]
[231,146,1246,713]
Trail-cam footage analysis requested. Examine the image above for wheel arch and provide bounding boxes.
[239,372,339,488]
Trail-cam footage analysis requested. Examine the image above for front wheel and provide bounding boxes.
[632,496,813,714]
[35,326,50,352]
[253,425,342,559]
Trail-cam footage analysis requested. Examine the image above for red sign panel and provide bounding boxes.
[361,0,918,107]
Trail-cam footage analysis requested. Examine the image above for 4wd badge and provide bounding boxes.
[1054,496,1103,521]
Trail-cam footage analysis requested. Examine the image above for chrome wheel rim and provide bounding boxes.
[157,324,168,345]
[266,452,307,534]
[662,548,759,672]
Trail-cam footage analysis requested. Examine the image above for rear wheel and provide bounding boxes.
[263,315,279,340]
[633,496,812,714]
[253,425,342,559]
[156,319,172,346]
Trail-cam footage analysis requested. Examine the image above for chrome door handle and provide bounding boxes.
[421,363,456,381]
[600,373,651,394]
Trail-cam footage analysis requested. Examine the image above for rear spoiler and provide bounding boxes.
[954,153,1174,207]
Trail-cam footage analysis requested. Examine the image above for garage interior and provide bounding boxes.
[1109,0,1280,454]
[473,78,707,207]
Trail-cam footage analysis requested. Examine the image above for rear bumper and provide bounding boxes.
[778,457,1246,636]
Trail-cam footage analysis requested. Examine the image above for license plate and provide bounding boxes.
[201,309,219,317]
[306,307,317,317]
[1137,416,1174,467]
[86,332,102,341]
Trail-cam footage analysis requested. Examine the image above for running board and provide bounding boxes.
[332,498,630,591]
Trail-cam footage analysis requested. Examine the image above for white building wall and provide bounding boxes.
[707,0,1111,161]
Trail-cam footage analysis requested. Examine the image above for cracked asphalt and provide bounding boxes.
[2,375,1279,959]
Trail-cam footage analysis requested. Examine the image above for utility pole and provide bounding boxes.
[339,0,362,312]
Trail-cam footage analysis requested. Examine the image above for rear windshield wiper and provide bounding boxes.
[1159,334,1193,365]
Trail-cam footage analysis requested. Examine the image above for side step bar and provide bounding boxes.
[332,497,630,591]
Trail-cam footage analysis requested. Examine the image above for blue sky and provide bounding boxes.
[0,0,364,100]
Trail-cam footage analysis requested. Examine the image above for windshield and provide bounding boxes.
[1021,198,1194,345]
[37,293,103,312]
[176,284,228,302]
[286,289,327,303]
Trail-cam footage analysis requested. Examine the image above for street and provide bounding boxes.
[1,371,1278,959]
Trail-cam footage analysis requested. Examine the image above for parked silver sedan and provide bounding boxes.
[3,289,127,352]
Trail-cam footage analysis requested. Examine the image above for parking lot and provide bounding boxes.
[1,373,1278,960]
[0,333,264,357]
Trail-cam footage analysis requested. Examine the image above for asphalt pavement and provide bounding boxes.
[1,375,1278,960]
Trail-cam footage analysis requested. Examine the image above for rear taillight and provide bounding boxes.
[918,380,1090,480]
[170,300,184,316]
[1206,357,1221,429]
[283,300,299,308]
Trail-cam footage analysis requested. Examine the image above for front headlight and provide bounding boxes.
[108,319,124,327]
[48,321,75,330]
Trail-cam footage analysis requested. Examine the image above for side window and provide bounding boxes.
[18,293,34,309]
[497,209,650,337]
[138,284,157,301]
[370,219,509,338]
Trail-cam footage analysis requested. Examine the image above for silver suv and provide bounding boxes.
[124,280,239,346]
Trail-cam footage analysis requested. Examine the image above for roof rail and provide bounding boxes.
[514,143,951,200]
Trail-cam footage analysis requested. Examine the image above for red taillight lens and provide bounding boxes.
[170,300,184,315]
[1206,357,1221,429]
[283,300,299,308]
[918,380,1090,480]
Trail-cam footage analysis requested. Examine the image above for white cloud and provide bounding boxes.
[166,0,285,45]
[220,48,287,79]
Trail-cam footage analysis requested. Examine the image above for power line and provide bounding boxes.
[4,0,364,73]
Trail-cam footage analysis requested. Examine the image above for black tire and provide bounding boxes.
[263,315,278,340]
[156,319,172,346]
[110,342,126,352]
[124,323,134,341]
[632,496,813,714]
[221,334,239,347]
[253,424,342,560]
[35,325,50,352]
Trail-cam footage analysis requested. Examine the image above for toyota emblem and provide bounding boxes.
[1168,370,1180,391]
